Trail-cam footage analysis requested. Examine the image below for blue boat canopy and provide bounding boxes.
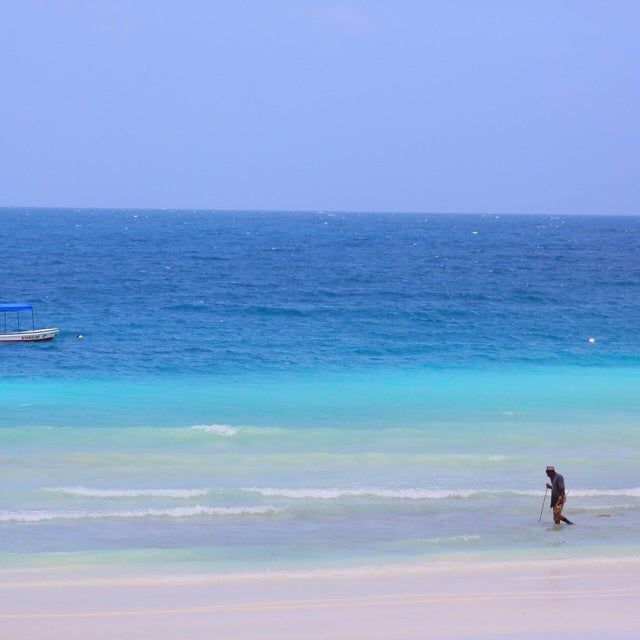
[0,302,32,312]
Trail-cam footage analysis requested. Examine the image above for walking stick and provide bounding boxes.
[538,487,548,523]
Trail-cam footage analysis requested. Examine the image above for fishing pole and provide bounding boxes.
[538,487,548,523]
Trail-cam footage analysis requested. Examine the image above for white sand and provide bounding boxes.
[2,557,640,639]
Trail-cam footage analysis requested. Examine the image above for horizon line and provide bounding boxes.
[0,206,638,218]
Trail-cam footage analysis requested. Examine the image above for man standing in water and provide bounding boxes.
[546,465,574,525]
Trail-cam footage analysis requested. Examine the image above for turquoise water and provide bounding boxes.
[1,210,639,571]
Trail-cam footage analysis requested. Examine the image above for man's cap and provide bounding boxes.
[546,465,555,471]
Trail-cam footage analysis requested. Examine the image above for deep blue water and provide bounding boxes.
[1,209,640,570]
[2,209,640,378]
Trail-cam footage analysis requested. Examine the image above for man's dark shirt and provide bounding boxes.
[550,473,565,507]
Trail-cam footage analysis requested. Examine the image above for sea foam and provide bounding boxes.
[190,424,238,436]
[45,487,208,498]
[510,488,640,498]
[0,505,284,523]
[241,487,640,500]
[570,504,638,513]
[241,487,481,499]
[423,534,481,544]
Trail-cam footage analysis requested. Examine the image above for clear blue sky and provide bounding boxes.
[1,1,638,214]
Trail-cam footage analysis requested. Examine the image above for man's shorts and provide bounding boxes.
[552,495,566,524]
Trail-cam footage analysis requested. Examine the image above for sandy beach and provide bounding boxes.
[2,557,639,639]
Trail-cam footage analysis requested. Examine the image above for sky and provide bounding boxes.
[0,1,638,214]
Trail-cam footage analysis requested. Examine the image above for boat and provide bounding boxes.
[0,302,58,342]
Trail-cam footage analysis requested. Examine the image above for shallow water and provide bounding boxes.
[1,210,639,571]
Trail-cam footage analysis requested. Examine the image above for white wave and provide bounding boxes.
[423,534,481,544]
[242,487,640,500]
[567,488,640,498]
[45,487,208,498]
[570,504,637,512]
[190,424,238,436]
[242,487,481,499]
[511,488,640,498]
[0,505,284,523]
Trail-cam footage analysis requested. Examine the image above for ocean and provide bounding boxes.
[1,209,639,573]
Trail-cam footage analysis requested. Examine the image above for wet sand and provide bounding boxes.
[1,557,640,639]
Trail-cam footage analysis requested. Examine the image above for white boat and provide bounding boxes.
[0,302,58,342]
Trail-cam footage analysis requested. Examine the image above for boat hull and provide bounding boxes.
[0,328,59,342]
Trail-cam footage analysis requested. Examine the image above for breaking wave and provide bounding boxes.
[569,504,638,513]
[0,505,284,523]
[423,534,481,544]
[45,487,208,498]
[563,488,640,498]
[241,487,640,500]
[190,424,238,436]
[510,488,640,498]
[242,487,484,499]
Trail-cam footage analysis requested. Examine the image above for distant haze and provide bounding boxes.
[1,1,638,214]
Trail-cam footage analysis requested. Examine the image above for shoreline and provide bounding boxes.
[2,555,639,638]
[3,553,640,586]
